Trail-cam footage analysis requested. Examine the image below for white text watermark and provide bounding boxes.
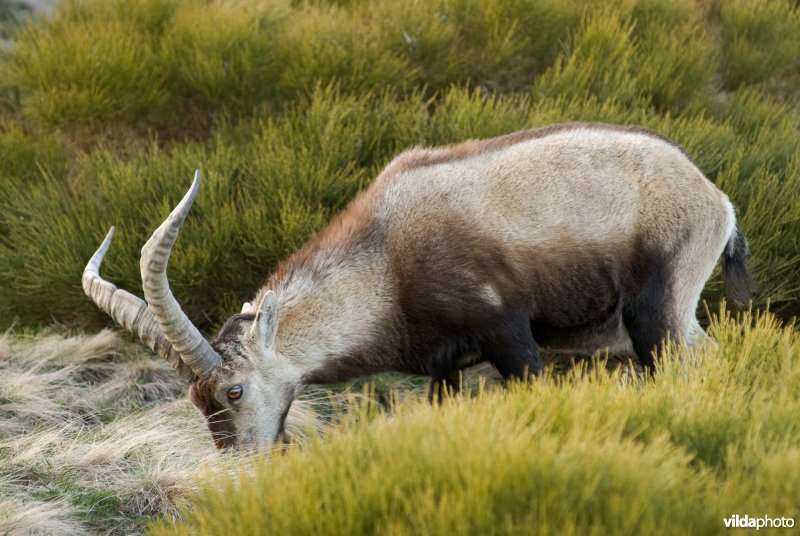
[723,514,795,530]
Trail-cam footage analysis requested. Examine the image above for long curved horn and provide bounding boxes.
[140,171,221,379]
[83,227,197,382]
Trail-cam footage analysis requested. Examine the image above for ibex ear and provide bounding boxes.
[241,301,255,314]
[249,291,278,350]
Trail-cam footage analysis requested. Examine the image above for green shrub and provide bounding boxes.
[632,19,716,112]
[533,8,716,111]
[151,308,800,535]
[160,0,288,114]
[274,7,414,99]
[1,0,732,132]
[533,12,640,105]
[721,0,800,89]
[3,1,169,124]
[0,119,69,182]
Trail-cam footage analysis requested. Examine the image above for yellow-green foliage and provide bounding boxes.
[151,308,800,535]
[0,0,798,327]
[721,0,800,89]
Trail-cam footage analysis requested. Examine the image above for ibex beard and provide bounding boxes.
[83,123,753,451]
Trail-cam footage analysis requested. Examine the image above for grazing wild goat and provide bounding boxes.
[84,123,753,450]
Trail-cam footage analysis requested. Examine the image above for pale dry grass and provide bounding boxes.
[0,497,86,536]
[0,329,322,534]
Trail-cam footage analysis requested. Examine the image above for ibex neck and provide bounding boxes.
[257,228,399,381]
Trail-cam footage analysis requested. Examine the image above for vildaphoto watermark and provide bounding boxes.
[724,514,795,529]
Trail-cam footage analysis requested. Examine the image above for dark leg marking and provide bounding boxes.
[481,306,542,381]
[428,370,462,405]
[622,267,677,376]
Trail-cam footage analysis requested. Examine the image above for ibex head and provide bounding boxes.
[83,172,300,450]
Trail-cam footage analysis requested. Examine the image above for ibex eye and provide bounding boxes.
[227,385,243,400]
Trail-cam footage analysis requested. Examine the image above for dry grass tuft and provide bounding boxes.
[0,497,86,536]
[0,329,321,534]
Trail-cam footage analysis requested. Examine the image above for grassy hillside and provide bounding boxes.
[0,0,799,329]
[0,330,216,534]
[1,0,800,533]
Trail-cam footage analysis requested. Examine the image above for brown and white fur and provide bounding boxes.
[84,123,753,451]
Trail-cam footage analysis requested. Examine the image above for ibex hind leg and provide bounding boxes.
[623,241,724,373]
[668,248,730,355]
[667,214,736,358]
[622,262,681,375]
[481,306,543,381]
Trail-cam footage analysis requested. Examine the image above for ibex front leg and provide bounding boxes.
[481,306,542,381]
[428,369,463,404]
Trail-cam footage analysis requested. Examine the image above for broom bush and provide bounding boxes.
[0,0,798,327]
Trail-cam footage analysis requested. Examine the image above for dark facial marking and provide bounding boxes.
[190,374,237,450]
[275,402,292,442]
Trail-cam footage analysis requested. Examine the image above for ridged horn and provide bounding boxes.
[140,171,221,379]
[83,227,197,382]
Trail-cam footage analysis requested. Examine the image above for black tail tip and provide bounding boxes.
[721,226,756,307]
